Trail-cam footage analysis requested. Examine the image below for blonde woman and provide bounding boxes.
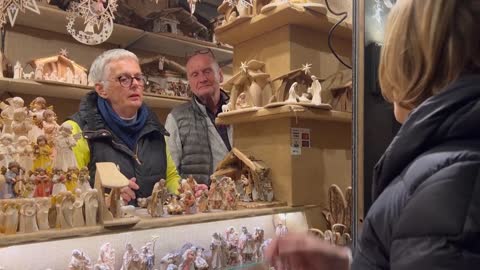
[266,1,480,269]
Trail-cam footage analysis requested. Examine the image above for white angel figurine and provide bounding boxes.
[16,136,34,172]
[1,96,25,134]
[72,188,86,227]
[53,122,79,171]
[0,134,17,168]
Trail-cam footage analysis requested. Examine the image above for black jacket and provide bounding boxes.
[70,92,169,200]
[352,75,480,269]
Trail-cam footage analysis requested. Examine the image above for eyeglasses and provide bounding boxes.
[113,74,148,88]
[185,48,216,61]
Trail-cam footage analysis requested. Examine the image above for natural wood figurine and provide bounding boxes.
[3,201,19,234]
[54,122,79,172]
[84,189,99,227]
[72,188,86,227]
[319,184,353,246]
[11,108,32,140]
[36,197,51,230]
[147,178,168,217]
[18,198,39,233]
[0,134,17,169]
[42,109,59,144]
[0,96,25,134]
[166,194,184,215]
[56,191,75,229]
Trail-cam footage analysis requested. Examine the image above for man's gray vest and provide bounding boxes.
[169,99,214,185]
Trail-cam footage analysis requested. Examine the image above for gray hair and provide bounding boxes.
[88,49,138,84]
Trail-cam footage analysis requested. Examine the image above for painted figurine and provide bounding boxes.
[140,242,155,270]
[179,247,196,270]
[210,232,227,270]
[52,168,67,196]
[33,168,52,197]
[208,177,223,209]
[28,97,47,143]
[13,61,23,79]
[33,135,53,171]
[1,96,25,134]
[16,136,34,172]
[240,174,253,202]
[121,243,142,270]
[194,248,209,270]
[167,194,184,215]
[42,109,59,144]
[95,243,115,270]
[0,133,17,169]
[196,189,209,213]
[54,123,79,172]
[223,185,239,210]
[65,167,79,193]
[78,167,91,193]
[11,108,32,140]
[4,161,21,199]
[253,227,265,261]
[69,249,93,270]
[238,226,255,263]
[275,221,288,237]
[181,190,196,214]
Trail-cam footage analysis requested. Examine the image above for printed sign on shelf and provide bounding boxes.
[291,128,311,155]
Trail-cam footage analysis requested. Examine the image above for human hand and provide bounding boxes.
[120,177,140,203]
[265,233,351,270]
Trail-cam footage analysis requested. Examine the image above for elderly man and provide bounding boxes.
[67,49,179,204]
[165,49,232,185]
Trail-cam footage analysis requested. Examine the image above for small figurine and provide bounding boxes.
[223,185,239,210]
[1,96,25,134]
[181,190,196,214]
[208,177,223,209]
[65,167,80,193]
[34,64,44,80]
[78,167,91,193]
[253,227,265,262]
[179,247,196,270]
[16,136,34,172]
[4,161,21,199]
[238,226,255,263]
[286,82,299,103]
[0,134,17,169]
[28,97,47,143]
[36,197,51,230]
[84,189,99,226]
[147,178,168,217]
[196,190,209,213]
[0,171,5,199]
[18,198,39,233]
[33,135,53,171]
[194,248,209,270]
[66,67,74,84]
[210,232,227,270]
[13,61,23,79]
[140,242,155,270]
[69,249,93,270]
[11,108,32,140]
[52,168,67,196]
[167,194,184,215]
[310,75,323,105]
[3,201,19,234]
[73,188,86,227]
[240,174,253,202]
[54,123,79,172]
[95,243,115,270]
[275,221,288,237]
[121,243,142,270]
[42,109,59,144]
[56,191,75,229]
[186,175,208,197]
[33,168,52,197]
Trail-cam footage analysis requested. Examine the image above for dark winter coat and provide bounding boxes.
[352,75,480,269]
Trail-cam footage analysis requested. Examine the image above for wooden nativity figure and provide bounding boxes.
[238,226,256,263]
[210,232,228,270]
[208,177,223,209]
[55,191,75,229]
[36,197,51,230]
[196,189,209,213]
[3,201,19,234]
[147,178,168,217]
[167,194,184,215]
[181,190,197,214]
[18,198,39,233]
[179,247,196,270]
[73,188,86,227]
[194,247,209,270]
[121,243,143,270]
[84,189,99,226]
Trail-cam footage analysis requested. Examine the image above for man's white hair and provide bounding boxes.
[88,49,138,84]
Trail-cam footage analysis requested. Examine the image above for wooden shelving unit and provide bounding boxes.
[0,78,189,109]
[0,205,314,247]
[15,4,233,63]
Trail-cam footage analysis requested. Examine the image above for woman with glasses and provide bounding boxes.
[66,49,180,204]
[266,0,480,269]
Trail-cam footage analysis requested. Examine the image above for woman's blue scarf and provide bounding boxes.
[97,97,148,150]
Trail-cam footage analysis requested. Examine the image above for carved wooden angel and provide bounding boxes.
[18,199,39,233]
[53,122,79,171]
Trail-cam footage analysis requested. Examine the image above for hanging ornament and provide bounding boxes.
[66,0,118,45]
[0,0,41,28]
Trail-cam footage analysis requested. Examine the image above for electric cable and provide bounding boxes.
[324,0,352,69]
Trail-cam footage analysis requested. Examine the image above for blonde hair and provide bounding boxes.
[379,0,480,109]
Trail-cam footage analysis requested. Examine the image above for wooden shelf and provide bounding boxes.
[14,5,233,63]
[215,3,353,46]
[216,105,352,125]
[0,78,188,109]
[0,205,316,247]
